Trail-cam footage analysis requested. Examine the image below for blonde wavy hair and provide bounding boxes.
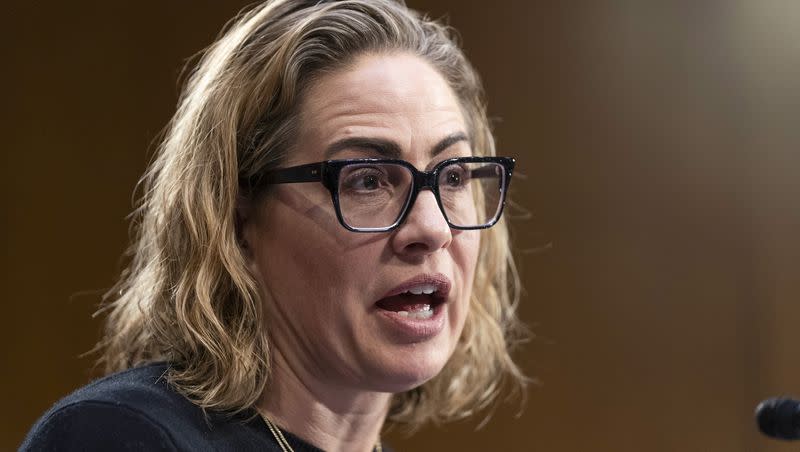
[98,0,526,429]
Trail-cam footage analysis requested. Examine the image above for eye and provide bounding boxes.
[441,165,469,188]
[361,174,379,190]
[446,171,461,187]
[342,167,388,191]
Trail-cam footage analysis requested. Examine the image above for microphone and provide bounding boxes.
[756,397,800,440]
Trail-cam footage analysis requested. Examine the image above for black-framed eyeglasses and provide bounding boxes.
[244,156,515,232]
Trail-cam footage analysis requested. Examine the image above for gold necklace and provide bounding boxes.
[260,412,382,452]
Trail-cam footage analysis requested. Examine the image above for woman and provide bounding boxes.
[22,0,526,450]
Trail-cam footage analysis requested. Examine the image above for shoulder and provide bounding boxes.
[53,363,187,416]
[21,399,178,451]
[21,363,274,451]
[21,363,183,451]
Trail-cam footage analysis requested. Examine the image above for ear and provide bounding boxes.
[235,193,256,262]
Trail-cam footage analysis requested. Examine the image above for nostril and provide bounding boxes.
[402,241,433,254]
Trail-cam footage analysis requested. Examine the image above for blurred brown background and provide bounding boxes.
[4,1,800,451]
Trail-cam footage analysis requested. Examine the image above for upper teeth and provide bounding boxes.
[404,284,437,295]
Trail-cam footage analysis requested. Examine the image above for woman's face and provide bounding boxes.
[245,53,480,393]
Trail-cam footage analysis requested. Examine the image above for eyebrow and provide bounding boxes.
[323,131,470,160]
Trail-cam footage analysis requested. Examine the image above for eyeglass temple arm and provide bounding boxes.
[470,164,505,179]
[263,162,325,184]
[241,162,326,194]
[250,162,325,187]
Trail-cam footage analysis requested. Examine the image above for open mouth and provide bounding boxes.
[375,280,449,320]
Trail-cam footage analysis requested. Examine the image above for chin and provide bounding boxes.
[368,343,452,393]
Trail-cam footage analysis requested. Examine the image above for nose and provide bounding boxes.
[391,190,452,256]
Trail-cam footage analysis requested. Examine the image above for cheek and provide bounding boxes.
[455,230,481,285]
[258,231,338,305]
[253,190,337,278]
[250,194,377,317]
[451,230,481,329]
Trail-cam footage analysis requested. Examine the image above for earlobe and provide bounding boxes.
[235,194,256,262]
[239,234,251,256]
[239,222,263,276]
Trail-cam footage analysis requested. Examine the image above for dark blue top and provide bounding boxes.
[20,362,329,451]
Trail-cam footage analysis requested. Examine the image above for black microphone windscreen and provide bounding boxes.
[756,397,800,440]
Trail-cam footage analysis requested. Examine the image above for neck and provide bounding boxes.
[258,348,391,452]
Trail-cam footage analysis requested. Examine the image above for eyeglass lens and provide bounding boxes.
[337,161,505,230]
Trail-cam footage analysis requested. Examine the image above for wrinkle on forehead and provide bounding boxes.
[295,52,468,164]
[307,53,460,113]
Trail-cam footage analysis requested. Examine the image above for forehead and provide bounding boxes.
[293,52,469,163]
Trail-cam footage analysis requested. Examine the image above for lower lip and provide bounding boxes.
[374,302,447,342]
